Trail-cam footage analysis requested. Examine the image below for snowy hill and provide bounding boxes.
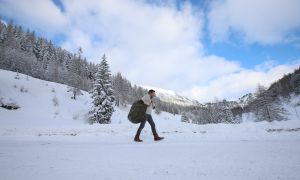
[1,69,300,180]
[0,69,183,128]
[141,85,200,106]
[0,69,91,127]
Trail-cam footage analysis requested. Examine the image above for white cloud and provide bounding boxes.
[57,0,245,92]
[208,0,300,44]
[0,0,299,103]
[0,0,68,36]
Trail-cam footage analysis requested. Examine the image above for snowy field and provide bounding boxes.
[1,69,300,180]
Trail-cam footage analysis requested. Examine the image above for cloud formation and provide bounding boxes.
[208,0,300,44]
[0,0,299,102]
[0,0,68,35]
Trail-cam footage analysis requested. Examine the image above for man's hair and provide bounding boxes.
[148,89,155,94]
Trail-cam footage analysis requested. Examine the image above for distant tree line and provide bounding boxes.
[0,20,96,92]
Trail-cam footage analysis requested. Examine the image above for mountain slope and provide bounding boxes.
[141,85,199,106]
[0,69,91,127]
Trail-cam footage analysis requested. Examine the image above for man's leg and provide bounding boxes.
[134,118,146,142]
[146,114,157,135]
[146,115,164,141]
[136,119,146,135]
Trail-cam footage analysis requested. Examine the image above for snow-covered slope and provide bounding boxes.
[1,69,300,180]
[141,85,199,106]
[0,69,91,127]
[0,69,183,128]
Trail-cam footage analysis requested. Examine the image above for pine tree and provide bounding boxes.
[154,98,162,115]
[112,72,131,106]
[218,99,235,123]
[252,85,287,122]
[46,59,59,82]
[292,74,300,94]
[88,55,115,124]
[181,112,189,123]
[0,20,7,43]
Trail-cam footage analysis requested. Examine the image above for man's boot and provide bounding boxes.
[134,133,143,142]
[154,134,164,141]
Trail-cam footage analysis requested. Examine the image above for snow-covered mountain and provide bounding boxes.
[238,93,254,108]
[141,85,200,106]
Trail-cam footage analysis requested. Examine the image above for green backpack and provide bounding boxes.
[128,100,147,124]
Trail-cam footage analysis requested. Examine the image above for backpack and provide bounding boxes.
[128,100,147,124]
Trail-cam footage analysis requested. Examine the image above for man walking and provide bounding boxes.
[134,89,164,142]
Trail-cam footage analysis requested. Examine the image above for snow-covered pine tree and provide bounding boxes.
[252,85,287,122]
[88,55,115,124]
[46,59,59,82]
[112,72,131,106]
[218,99,235,123]
[0,20,7,43]
[67,51,83,100]
[181,112,189,123]
[154,98,162,115]
[292,74,300,94]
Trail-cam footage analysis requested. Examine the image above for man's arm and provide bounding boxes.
[142,95,151,106]
[152,100,156,109]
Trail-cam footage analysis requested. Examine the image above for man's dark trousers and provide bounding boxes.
[136,114,157,136]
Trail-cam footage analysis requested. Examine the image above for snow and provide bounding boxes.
[0,69,91,128]
[1,69,300,180]
[0,19,7,26]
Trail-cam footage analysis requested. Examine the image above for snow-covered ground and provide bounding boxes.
[1,69,300,180]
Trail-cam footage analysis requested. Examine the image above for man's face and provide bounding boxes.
[150,92,156,98]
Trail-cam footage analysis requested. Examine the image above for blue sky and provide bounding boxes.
[0,0,300,102]
[204,39,300,68]
[193,0,300,69]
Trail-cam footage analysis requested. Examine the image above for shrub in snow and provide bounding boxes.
[52,96,59,106]
[51,88,55,93]
[0,98,20,110]
[54,110,59,116]
[19,85,28,93]
[14,72,20,79]
[73,114,79,120]
[67,86,83,100]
